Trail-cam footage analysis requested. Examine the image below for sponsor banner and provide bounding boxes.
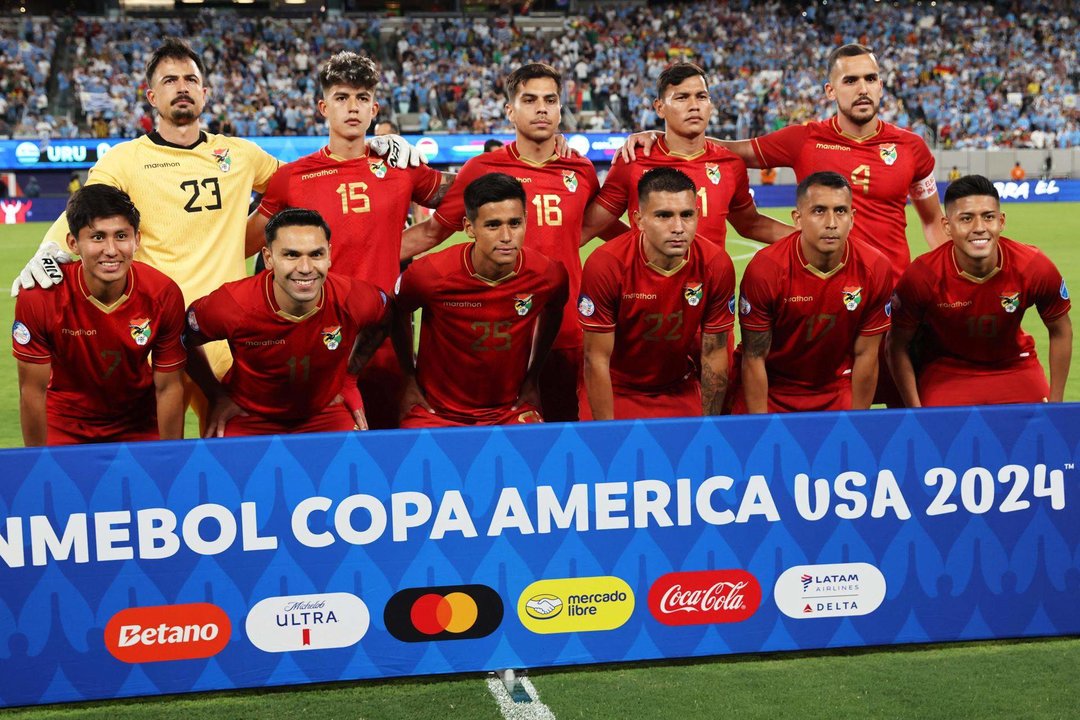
[0,404,1078,707]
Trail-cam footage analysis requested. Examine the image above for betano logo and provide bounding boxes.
[773,562,886,619]
[384,584,503,642]
[517,576,633,634]
[647,569,761,626]
[104,602,231,663]
[245,592,369,653]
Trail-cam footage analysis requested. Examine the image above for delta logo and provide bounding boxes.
[514,294,533,316]
[773,563,886,619]
[647,570,761,626]
[518,576,633,634]
[705,163,720,185]
[563,170,579,193]
[879,143,897,166]
[683,282,703,307]
[211,147,232,173]
[1000,292,1020,313]
[842,286,862,311]
[129,317,151,346]
[322,325,342,350]
[384,584,503,642]
[245,592,369,653]
[104,602,231,663]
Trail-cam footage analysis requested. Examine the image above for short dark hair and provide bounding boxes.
[656,62,708,99]
[319,51,380,95]
[796,171,852,203]
[264,208,331,246]
[505,63,562,102]
[637,167,696,204]
[483,138,505,153]
[145,38,205,87]
[463,173,526,222]
[826,44,877,77]
[944,174,999,211]
[375,119,399,134]
[66,185,140,237]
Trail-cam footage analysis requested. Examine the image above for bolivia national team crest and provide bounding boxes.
[562,170,578,193]
[129,317,152,346]
[322,326,342,350]
[1000,292,1020,313]
[705,163,721,185]
[842,286,862,311]
[369,159,388,179]
[684,282,703,307]
[514,294,534,316]
[879,144,898,166]
[212,148,232,173]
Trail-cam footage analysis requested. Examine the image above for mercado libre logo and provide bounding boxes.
[647,569,761,626]
[105,602,231,663]
[384,585,503,642]
[245,592,369,653]
[773,563,886,619]
[517,576,634,634]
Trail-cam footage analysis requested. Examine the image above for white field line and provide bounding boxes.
[486,676,556,720]
[728,236,762,261]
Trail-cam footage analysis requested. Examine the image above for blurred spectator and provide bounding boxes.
[23,177,40,197]
[1011,162,1026,181]
[483,138,504,152]
[759,167,777,185]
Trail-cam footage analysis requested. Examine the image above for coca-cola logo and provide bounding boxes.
[647,570,761,626]
[105,603,231,663]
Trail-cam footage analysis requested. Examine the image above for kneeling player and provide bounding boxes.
[184,209,389,436]
[888,174,1071,406]
[392,172,568,427]
[732,171,892,413]
[13,185,186,445]
[579,167,735,420]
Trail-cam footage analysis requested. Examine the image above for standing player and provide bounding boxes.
[247,51,452,429]
[401,63,614,422]
[581,63,790,248]
[392,173,569,428]
[887,175,1071,406]
[12,186,186,445]
[732,172,893,413]
[579,168,735,420]
[184,209,389,437]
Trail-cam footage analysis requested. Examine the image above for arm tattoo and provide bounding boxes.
[743,329,772,359]
[421,172,456,209]
[700,332,729,415]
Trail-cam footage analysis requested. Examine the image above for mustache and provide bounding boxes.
[172,95,195,105]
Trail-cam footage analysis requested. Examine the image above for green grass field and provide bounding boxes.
[2,204,1080,718]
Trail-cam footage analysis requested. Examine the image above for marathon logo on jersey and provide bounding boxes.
[129,317,151,346]
[562,170,578,193]
[578,295,596,317]
[12,321,31,346]
[1060,280,1070,301]
[104,603,231,663]
[369,159,388,179]
[212,147,232,173]
[739,295,752,316]
[842,286,862,311]
[879,144,898,166]
[383,584,503,642]
[514,294,534,316]
[322,326,343,350]
[705,163,721,185]
[1000,292,1020,313]
[684,282,703,307]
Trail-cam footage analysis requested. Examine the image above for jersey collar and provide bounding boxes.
[638,232,690,277]
[463,242,523,285]
[828,116,882,144]
[77,266,133,313]
[950,242,1003,284]
[797,234,849,279]
[321,145,369,162]
[657,135,706,161]
[263,270,324,321]
[507,141,558,168]
[147,130,208,150]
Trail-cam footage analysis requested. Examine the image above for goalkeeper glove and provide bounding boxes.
[367,134,426,168]
[11,241,76,297]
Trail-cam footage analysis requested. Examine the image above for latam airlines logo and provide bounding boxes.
[245,592,369,653]
[104,602,231,663]
[384,584,503,642]
[648,570,761,626]
[773,563,886,619]
[518,576,634,634]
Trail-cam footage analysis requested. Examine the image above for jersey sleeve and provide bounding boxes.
[392,256,435,314]
[432,158,486,231]
[85,142,130,190]
[594,156,632,217]
[151,280,188,372]
[750,124,808,169]
[578,250,620,332]
[702,249,736,334]
[256,160,290,218]
[907,136,938,200]
[737,255,778,333]
[349,279,392,327]
[410,164,444,205]
[858,254,894,336]
[246,140,281,194]
[1028,251,1071,321]
[580,161,602,202]
[889,263,928,332]
[545,258,571,309]
[728,155,754,212]
[11,289,54,364]
[185,286,238,343]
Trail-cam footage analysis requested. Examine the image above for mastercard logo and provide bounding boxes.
[384,584,503,642]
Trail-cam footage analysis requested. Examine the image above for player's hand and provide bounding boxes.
[618,131,659,163]
[512,376,542,413]
[400,375,434,420]
[331,376,368,431]
[204,395,248,438]
[11,241,76,297]
[368,134,426,168]
[553,134,580,158]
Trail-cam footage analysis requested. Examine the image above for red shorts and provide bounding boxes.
[919,356,1049,406]
[223,404,357,436]
[579,377,702,420]
[539,345,582,423]
[46,414,159,445]
[400,403,543,429]
[727,372,851,414]
[357,339,404,430]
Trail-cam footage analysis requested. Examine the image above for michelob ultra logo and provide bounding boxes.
[384,584,503,642]
[773,562,886,619]
[105,602,231,664]
[245,592,369,653]
[517,576,634,634]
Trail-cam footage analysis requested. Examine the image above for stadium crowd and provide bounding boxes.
[0,1,1077,148]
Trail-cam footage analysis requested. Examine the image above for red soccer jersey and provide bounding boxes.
[432,142,599,349]
[186,272,388,421]
[738,230,893,390]
[578,230,735,392]
[12,261,186,435]
[596,137,755,249]
[394,244,569,423]
[258,147,441,292]
[891,236,1070,368]
[751,118,936,282]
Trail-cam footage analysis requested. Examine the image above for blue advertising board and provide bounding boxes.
[1,404,1078,707]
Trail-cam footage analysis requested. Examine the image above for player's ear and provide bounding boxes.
[261,245,273,270]
[632,209,642,227]
[462,217,476,240]
[791,209,801,229]
[824,81,837,102]
[65,233,78,255]
[652,97,664,116]
[317,98,328,119]
[999,211,1005,229]
[940,214,952,240]
[132,230,141,252]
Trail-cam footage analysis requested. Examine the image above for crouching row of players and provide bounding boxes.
[12,167,1071,445]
